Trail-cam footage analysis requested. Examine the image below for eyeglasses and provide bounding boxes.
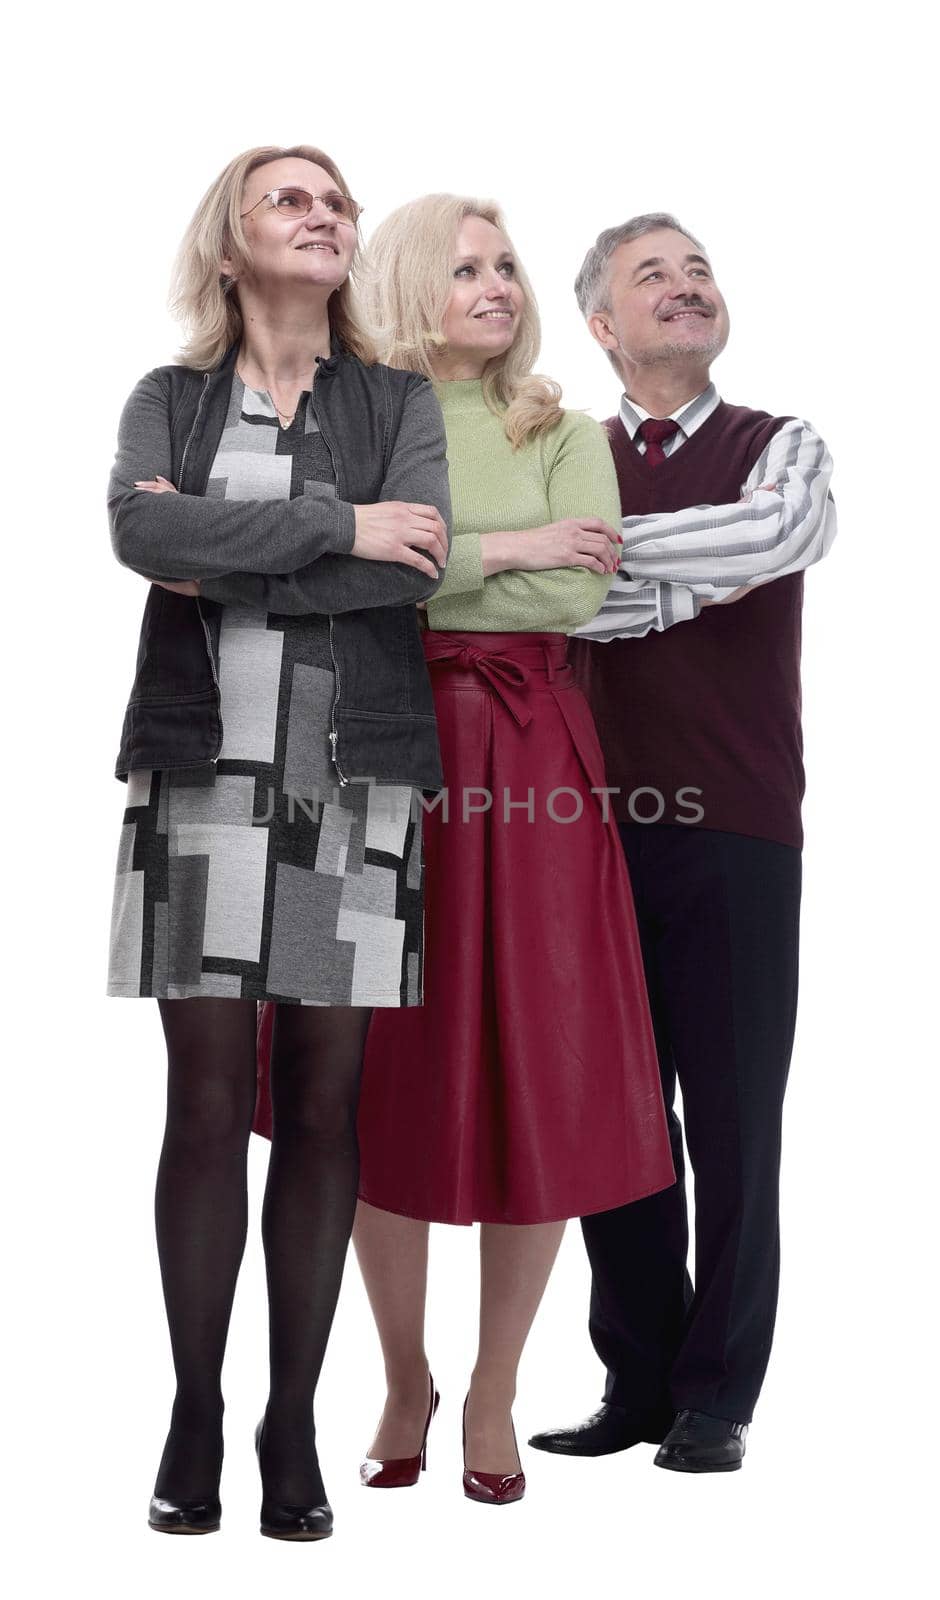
[240,187,362,226]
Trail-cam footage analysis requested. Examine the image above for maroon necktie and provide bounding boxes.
[638,417,680,467]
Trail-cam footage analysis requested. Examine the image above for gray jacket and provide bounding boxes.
[109,340,452,789]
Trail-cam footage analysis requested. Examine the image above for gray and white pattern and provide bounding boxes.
[107,377,424,1005]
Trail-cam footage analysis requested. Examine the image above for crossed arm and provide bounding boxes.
[573,419,837,643]
[110,372,452,612]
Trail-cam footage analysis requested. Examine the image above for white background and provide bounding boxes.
[5,2,934,1597]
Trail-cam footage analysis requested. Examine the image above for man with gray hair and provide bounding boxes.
[529,215,836,1472]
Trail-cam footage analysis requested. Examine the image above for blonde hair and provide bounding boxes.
[359,194,562,448]
[170,145,377,370]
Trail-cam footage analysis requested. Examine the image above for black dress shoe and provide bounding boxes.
[255,1417,333,1541]
[148,1493,221,1534]
[654,1409,748,1473]
[528,1403,671,1457]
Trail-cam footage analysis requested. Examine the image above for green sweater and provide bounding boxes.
[424,379,620,634]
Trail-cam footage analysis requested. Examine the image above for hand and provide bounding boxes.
[739,481,778,505]
[152,577,201,596]
[134,475,179,494]
[700,585,751,607]
[353,502,448,578]
[487,519,623,577]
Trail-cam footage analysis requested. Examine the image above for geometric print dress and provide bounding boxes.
[106,375,424,1007]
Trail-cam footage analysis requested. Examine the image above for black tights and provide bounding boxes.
[153,998,372,1505]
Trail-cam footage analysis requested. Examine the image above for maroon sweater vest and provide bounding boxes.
[569,401,804,850]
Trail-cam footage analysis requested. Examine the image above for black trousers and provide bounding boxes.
[581,825,802,1425]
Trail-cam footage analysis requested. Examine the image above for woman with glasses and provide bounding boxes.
[105,145,450,1540]
[259,195,674,1503]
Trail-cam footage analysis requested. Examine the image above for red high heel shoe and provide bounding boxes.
[360,1373,440,1488]
[462,1396,526,1505]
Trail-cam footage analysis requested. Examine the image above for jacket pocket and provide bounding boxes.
[127,587,215,701]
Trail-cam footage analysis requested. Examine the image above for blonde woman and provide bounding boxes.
[105,146,450,1539]
[349,197,674,1501]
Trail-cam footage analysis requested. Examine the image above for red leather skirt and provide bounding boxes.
[255,632,675,1225]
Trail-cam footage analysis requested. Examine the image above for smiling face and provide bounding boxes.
[437,215,525,379]
[589,227,729,382]
[225,156,357,296]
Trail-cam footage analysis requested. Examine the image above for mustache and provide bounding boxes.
[657,296,716,320]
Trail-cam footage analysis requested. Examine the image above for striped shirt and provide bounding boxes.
[574,387,837,642]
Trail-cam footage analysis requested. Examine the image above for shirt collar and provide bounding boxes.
[216,332,345,378]
[619,382,720,442]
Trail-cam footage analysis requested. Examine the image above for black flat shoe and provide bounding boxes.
[654,1409,748,1473]
[255,1417,333,1541]
[148,1493,221,1534]
[528,1402,671,1457]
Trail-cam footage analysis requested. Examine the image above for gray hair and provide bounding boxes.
[574,212,706,318]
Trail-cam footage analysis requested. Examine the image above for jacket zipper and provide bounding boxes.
[179,372,210,485]
[327,616,348,786]
[195,598,223,763]
[311,375,348,787]
[183,373,224,764]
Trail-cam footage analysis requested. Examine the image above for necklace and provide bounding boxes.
[235,364,299,425]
